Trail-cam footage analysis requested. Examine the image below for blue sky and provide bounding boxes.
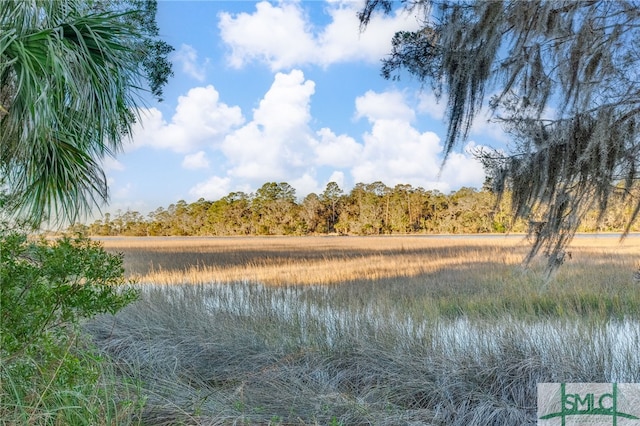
[101,0,507,216]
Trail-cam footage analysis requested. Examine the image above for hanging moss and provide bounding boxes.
[361,0,640,270]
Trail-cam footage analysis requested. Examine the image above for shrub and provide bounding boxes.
[0,231,139,424]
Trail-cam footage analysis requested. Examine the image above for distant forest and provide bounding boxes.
[74,181,640,236]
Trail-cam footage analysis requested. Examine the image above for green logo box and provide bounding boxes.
[538,383,640,425]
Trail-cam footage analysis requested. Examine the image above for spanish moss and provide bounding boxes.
[361,0,640,270]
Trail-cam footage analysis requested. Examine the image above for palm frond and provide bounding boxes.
[0,0,152,226]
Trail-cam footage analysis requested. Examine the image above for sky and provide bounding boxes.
[101,0,508,217]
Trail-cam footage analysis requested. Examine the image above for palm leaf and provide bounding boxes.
[0,0,148,226]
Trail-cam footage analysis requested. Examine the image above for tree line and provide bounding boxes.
[76,181,640,237]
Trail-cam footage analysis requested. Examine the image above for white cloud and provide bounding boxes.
[126,73,486,208]
[417,91,446,121]
[189,176,232,200]
[313,128,362,168]
[317,2,419,66]
[326,171,345,190]
[439,142,487,190]
[218,0,420,70]
[222,69,316,181]
[102,156,125,172]
[253,70,315,136]
[470,106,509,143]
[189,69,365,199]
[418,90,511,147]
[211,83,485,197]
[350,89,485,191]
[290,173,320,198]
[355,90,415,122]
[218,1,315,70]
[182,151,210,169]
[129,85,244,153]
[352,119,442,185]
[172,44,207,81]
[112,182,133,200]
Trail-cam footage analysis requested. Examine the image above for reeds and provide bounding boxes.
[85,235,640,424]
[100,235,640,319]
[101,235,528,285]
[0,333,144,426]
[86,282,640,425]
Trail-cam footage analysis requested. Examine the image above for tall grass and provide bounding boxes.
[86,283,640,425]
[99,236,529,281]
[100,235,640,320]
[84,235,640,424]
[0,332,144,426]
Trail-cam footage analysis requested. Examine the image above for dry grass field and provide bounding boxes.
[85,234,640,424]
[99,235,528,285]
[99,234,640,318]
[99,234,640,285]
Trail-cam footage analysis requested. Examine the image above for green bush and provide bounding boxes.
[0,231,139,424]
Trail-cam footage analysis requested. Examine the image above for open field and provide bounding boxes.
[86,235,640,424]
[99,234,640,319]
[99,234,640,282]
[100,235,533,285]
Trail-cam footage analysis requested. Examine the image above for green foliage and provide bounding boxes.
[0,0,173,226]
[0,231,139,424]
[84,181,526,236]
[0,0,165,421]
[83,179,640,238]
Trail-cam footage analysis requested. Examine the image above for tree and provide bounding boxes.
[0,5,170,419]
[252,182,301,235]
[387,184,412,233]
[321,181,343,232]
[209,191,252,235]
[301,192,326,234]
[147,206,171,236]
[0,0,173,226]
[360,1,640,268]
[167,200,189,236]
[186,198,211,235]
[341,182,387,235]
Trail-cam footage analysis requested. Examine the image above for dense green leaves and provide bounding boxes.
[81,181,522,236]
[0,231,139,422]
[0,0,172,226]
[0,2,164,422]
[1,232,137,355]
[83,180,640,237]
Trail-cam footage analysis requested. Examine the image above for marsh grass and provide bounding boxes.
[99,236,530,284]
[0,333,145,426]
[86,235,640,424]
[86,283,640,425]
[100,235,640,319]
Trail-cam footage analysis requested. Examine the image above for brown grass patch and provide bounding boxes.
[97,234,640,286]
